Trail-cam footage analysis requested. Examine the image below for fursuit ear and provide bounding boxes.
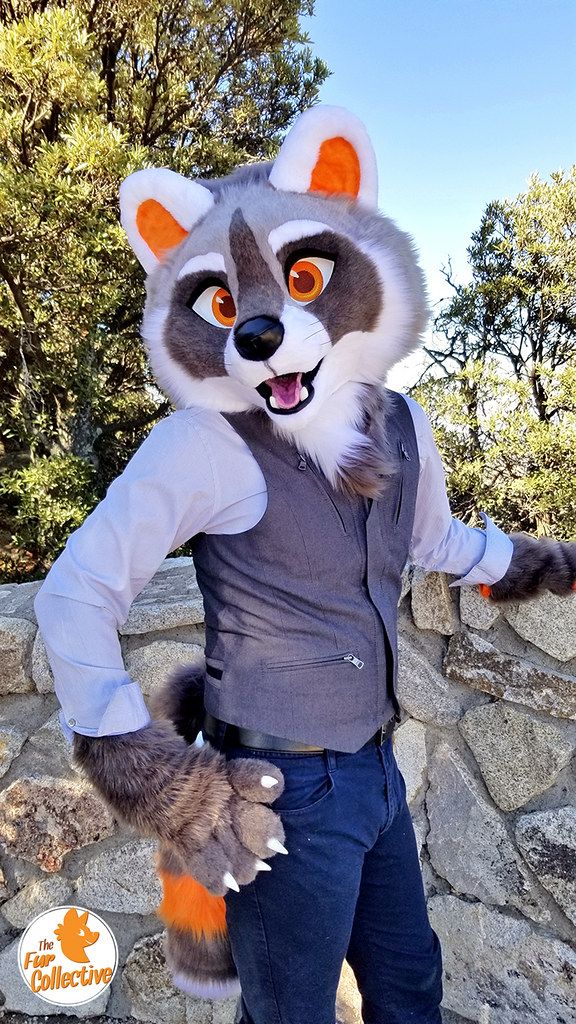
[119,168,214,273]
[268,104,378,209]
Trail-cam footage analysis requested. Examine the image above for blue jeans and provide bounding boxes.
[222,735,442,1024]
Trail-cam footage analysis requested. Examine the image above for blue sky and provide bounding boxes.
[302,0,576,383]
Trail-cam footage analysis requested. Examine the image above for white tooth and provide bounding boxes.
[269,396,279,409]
[223,872,240,892]
[300,386,309,401]
[255,859,272,872]
[267,838,288,855]
[261,775,279,788]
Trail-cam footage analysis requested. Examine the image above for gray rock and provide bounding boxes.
[0,615,36,694]
[429,895,576,1023]
[120,559,204,636]
[0,864,8,900]
[427,742,546,923]
[0,580,41,621]
[411,808,428,863]
[123,932,186,1024]
[399,563,413,604]
[396,636,469,726]
[336,960,361,1024]
[2,874,74,928]
[27,711,80,774]
[32,629,54,692]
[411,569,459,635]
[459,586,500,630]
[516,807,576,925]
[445,630,576,719]
[0,723,27,777]
[504,590,576,661]
[125,642,203,698]
[0,936,110,1016]
[0,775,114,871]
[76,839,161,914]
[459,702,575,811]
[185,998,238,1023]
[392,719,427,806]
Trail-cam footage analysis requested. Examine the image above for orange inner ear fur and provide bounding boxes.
[309,136,361,199]
[136,198,188,260]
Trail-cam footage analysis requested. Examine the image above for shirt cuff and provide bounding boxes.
[58,681,152,744]
[448,512,514,588]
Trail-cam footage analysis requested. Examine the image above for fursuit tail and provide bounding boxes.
[151,661,240,999]
[156,844,240,1000]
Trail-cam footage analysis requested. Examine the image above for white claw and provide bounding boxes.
[255,859,272,872]
[267,838,288,855]
[223,872,240,892]
[261,775,279,788]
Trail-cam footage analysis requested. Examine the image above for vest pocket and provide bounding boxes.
[205,659,224,685]
[266,652,364,671]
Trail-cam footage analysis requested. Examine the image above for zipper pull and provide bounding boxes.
[344,654,364,669]
[297,455,307,471]
[400,442,411,461]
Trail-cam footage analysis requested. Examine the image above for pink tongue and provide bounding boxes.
[267,372,302,409]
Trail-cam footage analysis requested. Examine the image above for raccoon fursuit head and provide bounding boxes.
[123,104,429,497]
[74,105,576,1002]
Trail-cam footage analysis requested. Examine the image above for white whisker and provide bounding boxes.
[302,328,329,344]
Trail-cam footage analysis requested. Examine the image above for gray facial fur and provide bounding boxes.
[277,229,382,342]
[166,271,230,380]
[228,208,284,325]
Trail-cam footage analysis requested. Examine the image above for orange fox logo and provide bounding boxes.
[53,908,99,964]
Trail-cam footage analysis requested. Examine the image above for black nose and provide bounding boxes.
[234,316,284,361]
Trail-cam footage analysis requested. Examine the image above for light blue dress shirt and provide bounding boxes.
[33,396,513,743]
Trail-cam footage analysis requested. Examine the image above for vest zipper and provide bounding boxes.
[268,652,364,670]
[296,454,348,533]
[394,440,411,523]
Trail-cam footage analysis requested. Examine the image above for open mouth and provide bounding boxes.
[256,359,323,415]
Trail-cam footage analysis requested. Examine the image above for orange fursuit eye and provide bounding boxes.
[288,259,325,302]
[211,287,237,327]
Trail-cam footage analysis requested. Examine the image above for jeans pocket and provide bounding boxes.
[225,746,335,816]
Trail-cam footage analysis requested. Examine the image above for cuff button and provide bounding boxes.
[68,718,76,726]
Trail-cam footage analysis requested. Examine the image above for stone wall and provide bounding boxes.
[0,558,575,1023]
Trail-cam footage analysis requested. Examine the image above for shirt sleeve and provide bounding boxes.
[403,395,514,587]
[34,408,219,742]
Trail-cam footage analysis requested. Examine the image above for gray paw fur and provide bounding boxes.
[490,533,576,602]
[73,721,285,895]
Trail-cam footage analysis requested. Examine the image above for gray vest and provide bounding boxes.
[191,390,418,753]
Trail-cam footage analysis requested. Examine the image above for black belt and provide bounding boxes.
[203,712,397,753]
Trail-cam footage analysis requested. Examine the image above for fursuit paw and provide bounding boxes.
[172,750,288,896]
[486,534,576,603]
[72,722,286,897]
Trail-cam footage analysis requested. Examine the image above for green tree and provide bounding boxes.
[415,167,576,538]
[0,0,328,580]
